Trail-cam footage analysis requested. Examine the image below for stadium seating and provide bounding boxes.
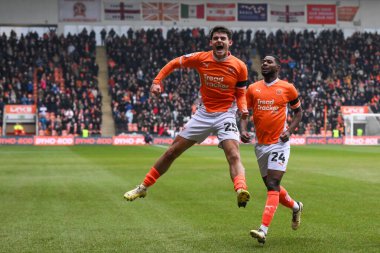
[0,29,102,136]
[1,28,378,137]
[105,28,379,136]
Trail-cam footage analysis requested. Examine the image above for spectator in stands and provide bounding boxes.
[100,28,107,46]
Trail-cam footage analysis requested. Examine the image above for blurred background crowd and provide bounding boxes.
[0,28,379,137]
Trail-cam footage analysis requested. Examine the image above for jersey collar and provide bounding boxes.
[264,78,280,87]
[212,51,231,62]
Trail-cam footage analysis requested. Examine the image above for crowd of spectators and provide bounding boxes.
[1,28,379,137]
[106,28,379,137]
[0,29,102,136]
[0,30,35,119]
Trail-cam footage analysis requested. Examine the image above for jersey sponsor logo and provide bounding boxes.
[203,74,228,90]
[257,99,279,112]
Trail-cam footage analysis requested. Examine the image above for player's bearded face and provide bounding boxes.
[261,57,279,77]
[210,32,232,59]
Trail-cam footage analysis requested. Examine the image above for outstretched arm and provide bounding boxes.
[150,57,182,96]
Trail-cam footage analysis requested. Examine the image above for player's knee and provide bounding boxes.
[226,151,240,165]
[266,179,280,191]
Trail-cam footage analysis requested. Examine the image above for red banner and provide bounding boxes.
[75,137,113,145]
[206,3,236,21]
[337,6,359,22]
[113,135,145,145]
[153,137,174,145]
[341,106,369,115]
[289,136,306,145]
[34,136,74,146]
[307,4,336,24]
[0,135,377,146]
[344,137,380,145]
[0,137,34,145]
[306,137,343,145]
[5,105,36,114]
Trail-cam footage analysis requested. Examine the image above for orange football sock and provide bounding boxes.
[233,174,247,191]
[262,191,280,227]
[143,167,161,187]
[279,186,295,209]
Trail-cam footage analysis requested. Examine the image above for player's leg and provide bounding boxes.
[124,114,210,202]
[278,185,303,230]
[250,144,288,244]
[217,114,250,207]
[250,169,284,244]
[221,139,250,208]
[124,136,196,201]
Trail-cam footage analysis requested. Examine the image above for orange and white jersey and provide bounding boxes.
[154,50,248,113]
[246,78,301,145]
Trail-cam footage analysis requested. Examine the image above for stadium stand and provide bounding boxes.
[1,28,378,137]
[105,28,379,137]
[253,29,379,135]
[0,29,103,136]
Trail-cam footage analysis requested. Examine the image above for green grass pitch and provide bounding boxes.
[0,145,379,252]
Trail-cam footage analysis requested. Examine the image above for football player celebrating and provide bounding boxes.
[124,26,251,208]
[240,55,303,244]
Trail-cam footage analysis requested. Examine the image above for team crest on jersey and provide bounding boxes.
[276,89,282,95]
[227,67,235,74]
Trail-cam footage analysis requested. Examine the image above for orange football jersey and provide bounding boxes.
[246,79,301,144]
[154,51,248,113]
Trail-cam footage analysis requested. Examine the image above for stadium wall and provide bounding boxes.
[0,0,380,39]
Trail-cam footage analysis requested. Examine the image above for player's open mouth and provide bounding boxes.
[216,45,224,51]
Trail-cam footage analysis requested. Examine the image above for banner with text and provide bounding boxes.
[1,136,379,146]
[113,135,146,145]
[59,0,101,22]
[337,6,359,22]
[34,136,74,146]
[238,3,267,21]
[75,137,113,145]
[344,137,380,145]
[341,106,369,115]
[5,105,36,122]
[307,4,336,24]
[206,3,236,21]
[0,137,34,145]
